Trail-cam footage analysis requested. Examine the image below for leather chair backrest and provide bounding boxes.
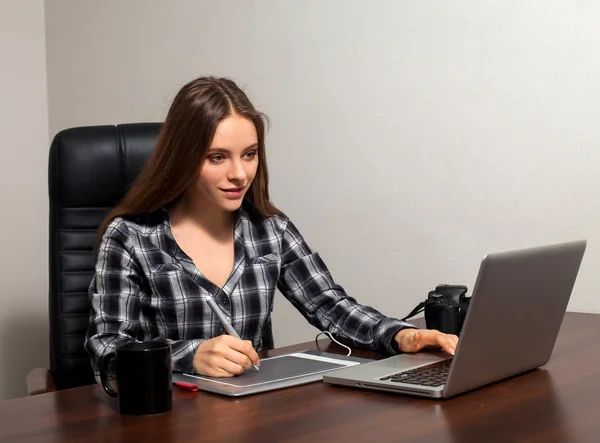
[48,123,273,390]
[49,123,162,389]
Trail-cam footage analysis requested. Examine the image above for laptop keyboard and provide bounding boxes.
[379,359,452,387]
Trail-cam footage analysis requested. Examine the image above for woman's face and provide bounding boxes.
[192,114,259,213]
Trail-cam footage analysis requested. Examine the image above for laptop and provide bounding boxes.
[323,240,587,399]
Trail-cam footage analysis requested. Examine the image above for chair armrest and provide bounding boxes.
[27,368,56,395]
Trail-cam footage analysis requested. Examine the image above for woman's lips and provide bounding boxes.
[221,187,245,199]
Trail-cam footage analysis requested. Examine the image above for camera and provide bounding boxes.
[403,284,471,335]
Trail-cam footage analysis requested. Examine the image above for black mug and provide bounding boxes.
[100,341,172,415]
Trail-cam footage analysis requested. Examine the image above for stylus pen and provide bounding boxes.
[206,296,260,372]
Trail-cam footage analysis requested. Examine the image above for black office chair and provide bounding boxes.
[27,123,274,395]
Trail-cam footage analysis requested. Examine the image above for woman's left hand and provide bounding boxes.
[394,328,458,355]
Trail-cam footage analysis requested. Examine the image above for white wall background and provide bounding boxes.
[0,0,49,400]
[4,0,600,399]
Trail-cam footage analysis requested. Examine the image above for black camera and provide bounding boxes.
[403,284,471,335]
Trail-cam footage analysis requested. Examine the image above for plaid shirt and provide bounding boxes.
[85,202,414,374]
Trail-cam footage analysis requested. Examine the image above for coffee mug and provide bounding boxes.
[100,341,173,415]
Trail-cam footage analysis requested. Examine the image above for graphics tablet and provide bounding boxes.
[172,350,369,397]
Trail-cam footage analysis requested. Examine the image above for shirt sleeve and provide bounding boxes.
[84,219,204,376]
[276,218,416,355]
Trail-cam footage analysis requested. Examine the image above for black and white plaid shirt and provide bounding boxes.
[85,202,414,374]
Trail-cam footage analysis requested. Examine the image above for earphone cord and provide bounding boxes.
[315,331,352,356]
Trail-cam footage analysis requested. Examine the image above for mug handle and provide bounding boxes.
[99,353,118,398]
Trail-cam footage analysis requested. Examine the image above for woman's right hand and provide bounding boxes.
[192,335,260,377]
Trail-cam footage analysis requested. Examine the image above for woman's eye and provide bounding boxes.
[245,151,257,159]
[209,155,224,163]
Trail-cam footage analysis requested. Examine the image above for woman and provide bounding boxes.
[85,76,458,378]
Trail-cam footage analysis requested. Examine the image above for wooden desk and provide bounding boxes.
[2,312,600,443]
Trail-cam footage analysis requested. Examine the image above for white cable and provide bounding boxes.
[315,331,351,356]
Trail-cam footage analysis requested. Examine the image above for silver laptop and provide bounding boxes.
[323,240,586,399]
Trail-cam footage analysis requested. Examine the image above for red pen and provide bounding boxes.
[175,381,199,392]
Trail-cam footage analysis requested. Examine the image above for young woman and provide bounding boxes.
[85,76,458,378]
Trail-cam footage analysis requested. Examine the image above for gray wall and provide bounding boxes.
[4,0,600,399]
[0,0,49,400]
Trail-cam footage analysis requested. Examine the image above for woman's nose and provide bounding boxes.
[227,159,247,182]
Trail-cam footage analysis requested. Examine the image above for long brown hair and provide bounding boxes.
[96,76,281,247]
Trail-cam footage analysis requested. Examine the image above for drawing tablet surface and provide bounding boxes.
[172,351,368,397]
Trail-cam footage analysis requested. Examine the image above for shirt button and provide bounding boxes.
[220,296,228,305]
